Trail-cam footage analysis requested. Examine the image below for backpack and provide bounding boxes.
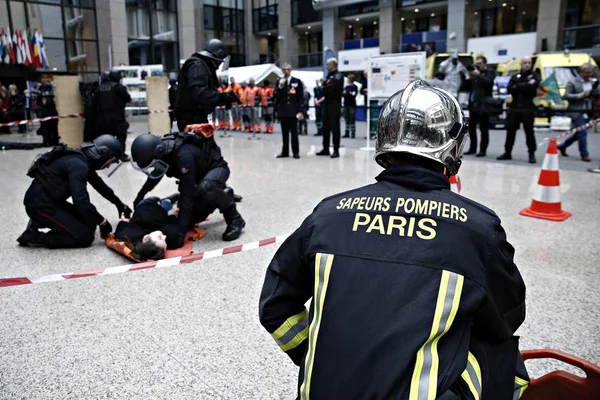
[27,144,87,201]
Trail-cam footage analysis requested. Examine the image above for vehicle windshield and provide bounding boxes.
[545,66,600,87]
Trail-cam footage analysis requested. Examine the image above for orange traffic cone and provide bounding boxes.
[449,175,461,194]
[520,137,571,221]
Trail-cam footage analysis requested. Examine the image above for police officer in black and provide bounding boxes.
[18,135,131,248]
[93,71,132,160]
[498,56,541,163]
[259,81,528,399]
[175,39,239,131]
[130,130,245,244]
[316,58,344,158]
[274,63,304,159]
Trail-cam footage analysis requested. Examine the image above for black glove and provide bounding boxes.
[228,92,241,104]
[99,219,113,240]
[174,231,187,248]
[117,202,132,219]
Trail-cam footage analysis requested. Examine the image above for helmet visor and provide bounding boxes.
[130,158,169,179]
[101,159,123,178]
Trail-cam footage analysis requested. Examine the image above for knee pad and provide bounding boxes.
[197,179,219,201]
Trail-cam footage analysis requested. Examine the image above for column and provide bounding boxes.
[322,8,345,54]
[536,0,568,52]
[97,0,129,71]
[194,0,206,53]
[446,0,466,53]
[379,0,400,54]
[244,0,259,65]
[278,0,298,66]
[178,0,197,58]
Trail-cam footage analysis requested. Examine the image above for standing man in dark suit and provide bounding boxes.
[317,58,344,158]
[274,63,304,159]
[464,56,496,157]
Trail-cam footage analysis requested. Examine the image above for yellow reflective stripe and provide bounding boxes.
[300,252,334,400]
[271,309,309,340]
[410,270,464,400]
[279,325,309,352]
[514,376,529,399]
[461,352,482,400]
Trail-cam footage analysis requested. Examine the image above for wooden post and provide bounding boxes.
[53,75,84,147]
[146,76,170,136]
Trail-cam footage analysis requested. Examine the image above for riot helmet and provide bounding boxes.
[81,134,124,171]
[375,80,467,176]
[108,70,122,83]
[199,39,228,63]
[130,133,170,179]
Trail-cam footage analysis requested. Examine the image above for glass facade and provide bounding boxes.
[126,0,179,74]
[338,0,379,18]
[563,0,600,50]
[0,0,100,78]
[469,1,538,38]
[292,0,321,26]
[252,0,278,33]
[204,0,245,67]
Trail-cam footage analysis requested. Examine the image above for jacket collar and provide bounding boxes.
[375,164,450,191]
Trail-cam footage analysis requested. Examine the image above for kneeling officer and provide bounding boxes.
[18,135,132,248]
[130,129,245,243]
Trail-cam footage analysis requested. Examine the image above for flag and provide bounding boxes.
[32,30,41,68]
[535,73,562,104]
[7,28,16,64]
[0,29,4,64]
[27,30,34,66]
[12,29,22,64]
[2,28,10,64]
[22,30,32,66]
[323,48,335,77]
[39,32,48,69]
[16,30,25,64]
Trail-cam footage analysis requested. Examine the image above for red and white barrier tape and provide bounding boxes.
[0,113,84,127]
[539,117,600,146]
[0,233,290,288]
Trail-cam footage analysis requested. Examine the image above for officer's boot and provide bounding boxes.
[224,186,243,203]
[223,208,245,242]
[17,222,45,247]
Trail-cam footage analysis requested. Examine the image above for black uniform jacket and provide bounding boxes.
[175,54,221,123]
[259,164,527,400]
[274,77,304,118]
[24,155,121,227]
[468,68,496,110]
[93,81,131,132]
[343,83,358,107]
[322,70,344,107]
[114,201,180,249]
[508,70,541,109]
[136,142,227,232]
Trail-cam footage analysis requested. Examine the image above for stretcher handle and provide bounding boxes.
[521,349,600,378]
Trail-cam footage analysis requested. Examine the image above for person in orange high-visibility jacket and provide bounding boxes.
[222,84,233,130]
[238,81,249,132]
[229,77,242,130]
[246,78,262,132]
[214,85,224,129]
[259,80,275,133]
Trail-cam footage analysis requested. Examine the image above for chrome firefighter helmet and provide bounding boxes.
[375,80,468,176]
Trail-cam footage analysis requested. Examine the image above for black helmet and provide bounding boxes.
[131,134,170,179]
[199,39,228,62]
[108,70,122,82]
[81,134,123,169]
[101,71,110,83]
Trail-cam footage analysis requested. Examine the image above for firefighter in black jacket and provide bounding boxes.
[175,39,239,131]
[498,56,541,163]
[93,71,132,160]
[18,135,131,248]
[130,130,245,244]
[259,80,528,400]
[316,58,344,158]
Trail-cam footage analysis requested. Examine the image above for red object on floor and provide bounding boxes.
[521,349,600,400]
[520,137,571,221]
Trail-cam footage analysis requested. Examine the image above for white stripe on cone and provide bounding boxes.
[541,154,559,171]
[533,185,561,203]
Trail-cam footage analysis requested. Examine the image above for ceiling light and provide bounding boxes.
[502,2,507,6]
[356,17,360,21]
[401,17,405,21]
[522,11,526,14]
[308,25,311,29]
[510,6,515,10]
[360,27,363,30]
[474,11,478,15]
[373,21,378,25]
[348,25,352,28]
[431,13,435,17]
[268,32,271,35]
[305,32,309,35]
[415,8,419,12]
[411,19,416,23]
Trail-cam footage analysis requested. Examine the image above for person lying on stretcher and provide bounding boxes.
[113,195,181,260]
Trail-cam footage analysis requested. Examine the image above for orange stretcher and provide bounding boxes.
[105,227,207,262]
[521,349,600,400]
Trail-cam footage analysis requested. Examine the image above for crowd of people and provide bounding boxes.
[464,55,598,163]
[1,83,33,134]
